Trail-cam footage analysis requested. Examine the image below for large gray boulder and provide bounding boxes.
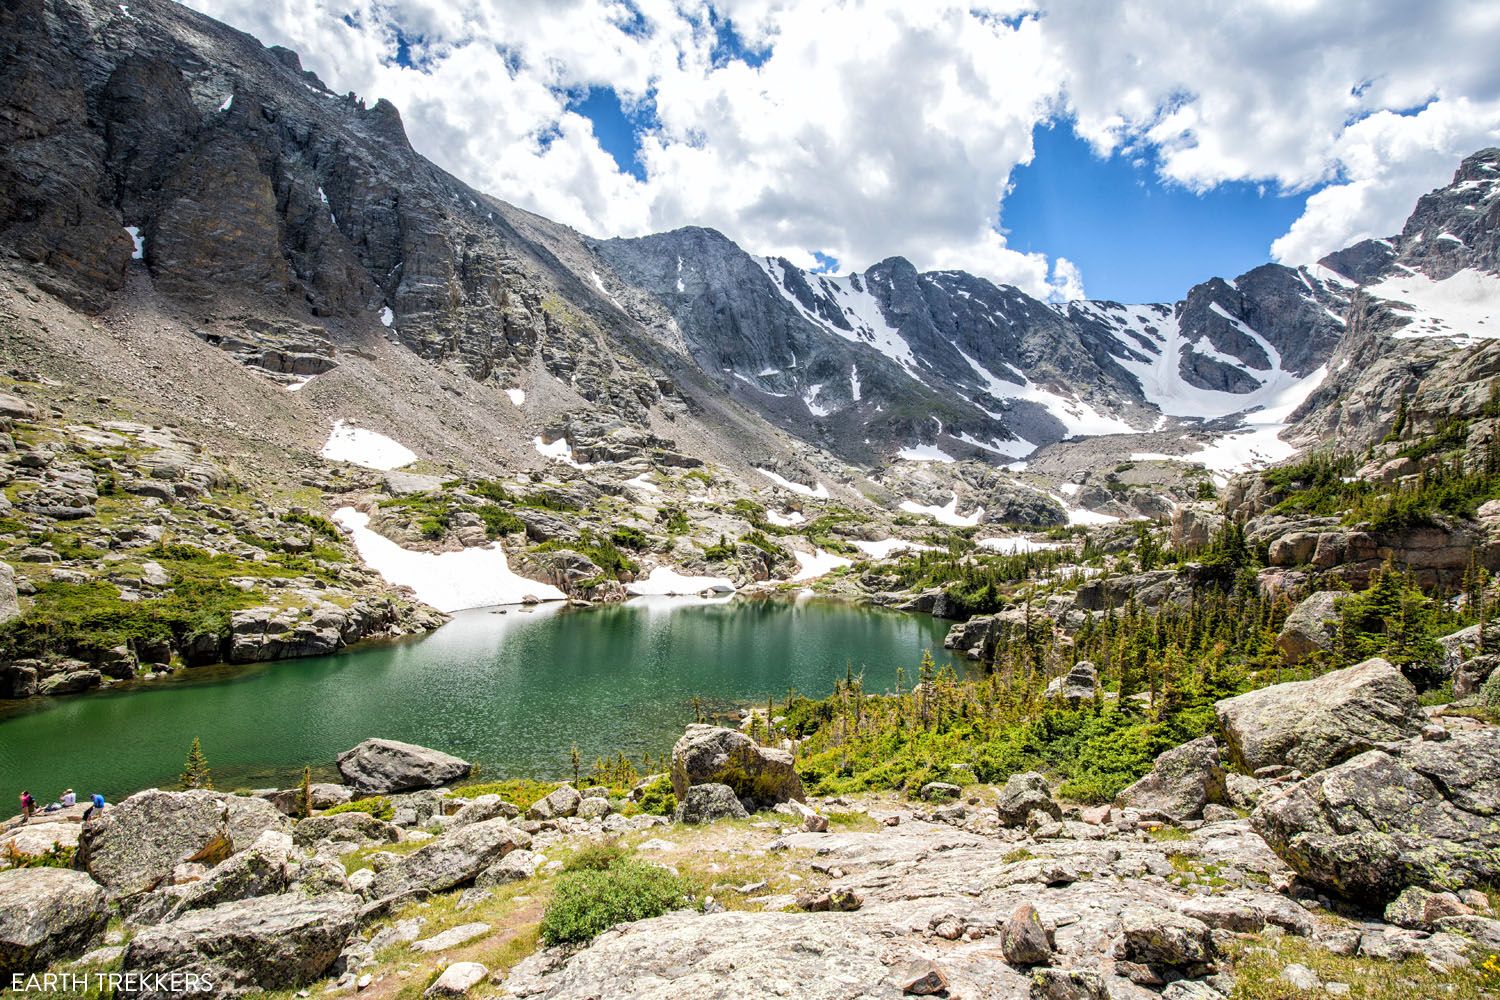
[0,868,109,977]
[674,783,749,824]
[1114,735,1226,823]
[292,811,400,848]
[223,794,292,847]
[336,739,472,795]
[670,724,804,805]
[994,772,1061,826]
[370,817,530,899]
[77,789,234,898]
[168,831,293,917]
[119,893,360,999]
[1214,658,1424,774]
[526,785,582,821]
[1252,729,1500,905]
[1274,591,1341,664]
[1043,661,1097,706]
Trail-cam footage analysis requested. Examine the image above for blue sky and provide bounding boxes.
[1001,125,1319,302]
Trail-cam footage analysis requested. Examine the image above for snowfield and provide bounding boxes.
[1365,268,1500,341]
[321,421,416,470]
[333,508,564,612]
[898,493,984,527]
[789,547,853,582]
[534,436,593,469]
[848,538,936,559]
[755,468,831,498]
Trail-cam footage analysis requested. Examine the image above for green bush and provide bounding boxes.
[323,796,395,821]
[634,775,677,816]
[540,860,695,945]
[563,839,628,872]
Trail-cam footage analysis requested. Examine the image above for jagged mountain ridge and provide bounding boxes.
[596,226,1353,466]
[2,0,1498,488]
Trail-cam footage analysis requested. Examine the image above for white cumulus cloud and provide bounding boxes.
[183,0,1500,295]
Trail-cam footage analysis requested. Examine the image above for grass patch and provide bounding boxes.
[1226,932,1499,999]
[324,796,395,821]
[446,778,558,811]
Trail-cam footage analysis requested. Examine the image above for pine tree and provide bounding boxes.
[299,766,313,819]
[570,743,582,785]
[180,737,213,790]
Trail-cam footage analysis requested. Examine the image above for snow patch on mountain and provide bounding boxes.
[334,508,563,611]
[899,493,983,527]
[956,347,1133,438]
[757,257,922,373]
[898,443,955,463]
[1069,301,1318,421]
[321,421,416,470]
[756,468,831,498]
[1365,268,1500,341]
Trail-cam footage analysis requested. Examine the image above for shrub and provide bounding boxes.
[539,860,695,945]
[323,796,395,821]
[633,775,677,816]
[563,839,628,872]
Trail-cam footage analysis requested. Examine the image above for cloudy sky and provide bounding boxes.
[186,0,1500,302]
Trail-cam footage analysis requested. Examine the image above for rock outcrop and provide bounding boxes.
[76,789,235,899]
[369,818,530,900]
[0,868,109,977]
[119,892,360,999]
[1252,728,1500,904]
[670,725,804,805]
[1274,591,1341,664]
[1214,658,1424,774]
[336,739,472,795]
[1114,735,1227,823]
[674,783,749,824]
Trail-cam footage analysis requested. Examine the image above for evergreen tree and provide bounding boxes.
[180,737,213,790]
[570,743,582,785]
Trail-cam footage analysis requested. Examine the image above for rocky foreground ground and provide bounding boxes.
[1,660,1498,1000]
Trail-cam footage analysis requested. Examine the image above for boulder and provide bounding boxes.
[224,794,292,847]
[1114,736,1226,823]
[118,892,360,999]
[999,902,1054,966]
[476,849,542,886]
[577,797,612,819]
[292,811,400,848]
[336,739,471,795]
[1251,729,1500,905]
[370,818,531,899]
[669,724,804,805]
[1274,591,1341,664]
[1385,887,1472,930]
[0,868,109,977]
[169,832,293,916]
[918,781,962,802]
[427,961,489,996]
[450,794,520,828]
[76,789,234,898]
[310,783,353,810]
[675,783,750,824]
[1044,660,1097,706]
[1030,969,1108,1000]
[526,785,581,821]
[1214,658,1424,774]
[995,772,1062,827]
[1117,906,1215,972]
